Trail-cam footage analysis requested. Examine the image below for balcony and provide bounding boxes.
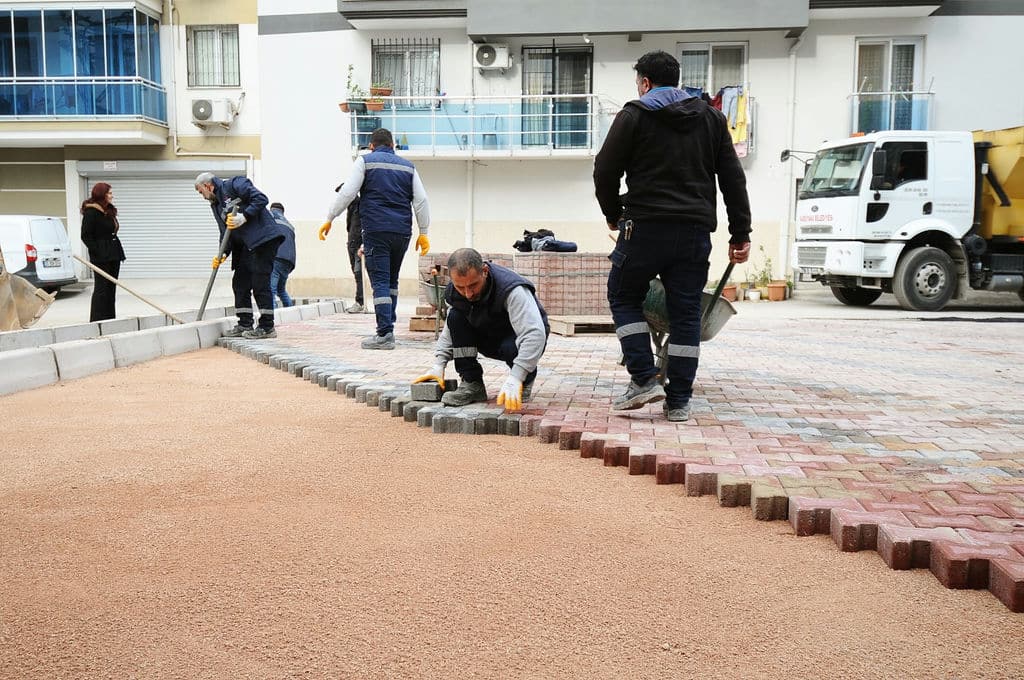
[849,90,933,135]
[346,94,602,159]
[0,76,168,146]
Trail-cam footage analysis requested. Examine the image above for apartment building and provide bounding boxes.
[2,1,1022,296]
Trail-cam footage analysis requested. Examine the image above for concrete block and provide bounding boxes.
[189,319,232,348]
[315,301,334,317]
[299,305,318,320]
[276,306,302,323]
[98,318,139,335]
[203,307,228,320]
[107,328,163,367]
[138,314,169,330]
[391,395,411,417]
[345,381,364,398]
[498,414,521,436]
[409,379,458,402]
[52,324,99,343]
[474,413,500,435]
[0,327,55,351]
[156,324,201,356]
[417,406,440,428]
[403,400,430,422]
[333,300,347,313]
[354,385,373,403]
[0,346,58,395]
[51,338,115,381]
[173,309,200,322]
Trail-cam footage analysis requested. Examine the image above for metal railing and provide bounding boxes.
[347,93,601,156]
[849,90,933,135]
[0,76,168,125]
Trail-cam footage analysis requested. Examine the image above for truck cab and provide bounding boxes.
[794,130,978,310]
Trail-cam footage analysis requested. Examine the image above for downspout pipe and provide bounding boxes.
[779,35,804,278]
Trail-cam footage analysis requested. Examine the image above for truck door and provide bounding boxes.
[865,141,930,239]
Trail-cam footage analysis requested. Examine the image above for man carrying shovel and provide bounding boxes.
[195,172,287,339]
[593,50,752,422]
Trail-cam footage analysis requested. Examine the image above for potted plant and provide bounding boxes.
[365,97,385,112]
[722,279,738,302]
[370,80,393,97]
[340,64,367,112]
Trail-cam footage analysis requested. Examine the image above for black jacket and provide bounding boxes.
[593,94,751,244]
[81,205,126,263]
[208,176,287,257]
[346,195,362,249]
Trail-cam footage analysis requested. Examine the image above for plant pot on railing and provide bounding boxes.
[369,86,392,97]
[365,99,385,111]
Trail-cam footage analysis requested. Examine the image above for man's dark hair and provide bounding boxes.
[634,50,680,88]
[448,248,485,276]
[270,202,284,212]
[370,128,394,148]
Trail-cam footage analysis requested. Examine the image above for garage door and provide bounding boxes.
[86,175,221,278]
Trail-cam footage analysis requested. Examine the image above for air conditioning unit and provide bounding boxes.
[191,98,234,126]
[473,43,511,71]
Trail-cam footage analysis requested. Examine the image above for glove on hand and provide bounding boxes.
[412,364,447,390]
[226,213,247,230]
[496,374,524,412]
[212,254,227,270]
[318,221,332,240]
[415,234,430,255]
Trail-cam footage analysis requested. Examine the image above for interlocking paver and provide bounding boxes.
[217,310,1024,611]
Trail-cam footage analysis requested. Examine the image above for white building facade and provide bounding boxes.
[1,0,1022,295]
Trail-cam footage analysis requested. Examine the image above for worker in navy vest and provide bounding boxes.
[195,172,288,340]
[320,128,430,350]
[413,248,550,412]
[268,202,296,308]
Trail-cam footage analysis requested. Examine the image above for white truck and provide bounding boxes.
[791,126,1023,311]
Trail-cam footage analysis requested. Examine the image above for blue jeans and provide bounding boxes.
[607,223,711,407]
[270,258,294,308]
[362,230,410,336]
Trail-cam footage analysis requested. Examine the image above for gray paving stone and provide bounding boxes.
[355,385,372,403]
[392,395,411,417]
[498,413,521,436]
[345,382,364,398]
[403,400,431,422]
[417,406,440,428]
[474,413,500,435]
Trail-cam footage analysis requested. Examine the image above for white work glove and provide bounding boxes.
[496,373,524,412]
[226,212,247,230]
[412,364,447,390]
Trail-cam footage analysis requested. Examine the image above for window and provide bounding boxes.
[879,141,927,189]
[187,25,239,87]
[371,38,439,106]
[0,7,165,120]
[853,37,925,133]
[521,45,592,148]
[678,42,746,94]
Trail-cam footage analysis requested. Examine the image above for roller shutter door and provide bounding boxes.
[87,176,219,278]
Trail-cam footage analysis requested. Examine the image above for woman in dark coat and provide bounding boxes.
[80,182,126,322]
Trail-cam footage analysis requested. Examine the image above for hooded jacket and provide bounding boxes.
[593,87,751,244]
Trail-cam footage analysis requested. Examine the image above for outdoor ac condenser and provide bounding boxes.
[473,44,511,71]
[191,98,234,126]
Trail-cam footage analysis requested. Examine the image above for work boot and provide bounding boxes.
[611,378,665,411]
[347,302,365,314]
[242,327,277,340]
[441,380,487,407]
[663,401,692,422]
[223,324,251,338]
[361,332,395,350]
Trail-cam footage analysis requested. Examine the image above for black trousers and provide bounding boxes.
[231,238,281,330]
[347,238,364,305]
[89,259,120,322]
[446,307,543,386]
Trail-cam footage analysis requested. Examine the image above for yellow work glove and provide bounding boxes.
[412,364,447,391]
[415,234,430,255]
[318,221,332,240]
[496,374,524,412]
[212,254,227,270]
[226,212,247,230]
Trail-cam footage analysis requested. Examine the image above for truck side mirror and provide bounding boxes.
[780,150,791,163]
[869,149,888,191]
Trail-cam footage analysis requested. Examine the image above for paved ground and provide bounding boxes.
[2,351,1023,679]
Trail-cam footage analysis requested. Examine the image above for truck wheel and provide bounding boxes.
[830,286,882,306]
[893,246,956,311]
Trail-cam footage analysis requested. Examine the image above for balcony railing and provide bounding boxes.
[0,77,168,125]
[347,93,601,157]
[849,90,933,135]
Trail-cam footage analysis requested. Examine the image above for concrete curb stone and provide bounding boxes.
[0,347,58,395]
[51,338,115,381]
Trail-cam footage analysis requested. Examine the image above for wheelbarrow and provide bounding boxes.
[418,265,449,339]
[642,262,737,383]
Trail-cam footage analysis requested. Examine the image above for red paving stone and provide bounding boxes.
[220,311,1024,612]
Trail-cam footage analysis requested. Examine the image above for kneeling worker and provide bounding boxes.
[414,248,549,411]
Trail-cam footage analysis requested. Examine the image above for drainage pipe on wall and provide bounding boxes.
[778,35,804,278]
[465,160,475,247]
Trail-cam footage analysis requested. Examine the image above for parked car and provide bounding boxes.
[0,214,78,294]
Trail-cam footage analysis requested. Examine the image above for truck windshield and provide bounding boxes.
[799,143,873,199]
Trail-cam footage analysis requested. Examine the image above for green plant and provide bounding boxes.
[371,80,393,90]
[745,244,773,288]
[346,64,367,100]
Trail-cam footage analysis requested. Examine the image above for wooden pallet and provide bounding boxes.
[408,315,440,332]
[548,315,615,337]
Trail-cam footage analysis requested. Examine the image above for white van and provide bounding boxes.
[0,215,78,293]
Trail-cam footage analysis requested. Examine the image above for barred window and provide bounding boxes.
[371,38,440,106]
[187,25,239,87]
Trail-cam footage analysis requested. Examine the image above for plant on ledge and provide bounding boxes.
[340,64,367,112]
[370,80,393,97]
